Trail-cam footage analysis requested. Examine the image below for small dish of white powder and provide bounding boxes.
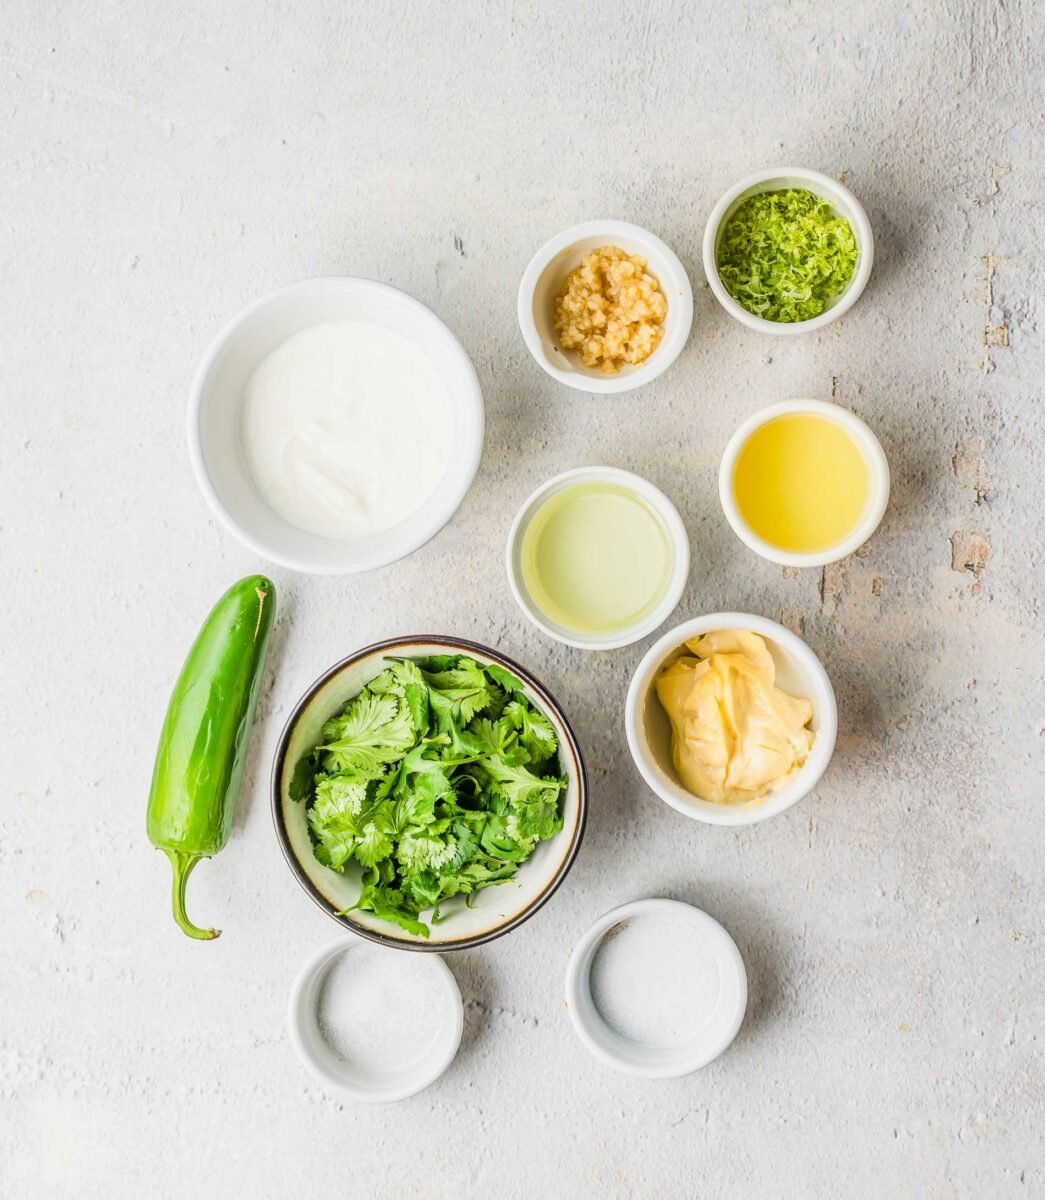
[289,937,463,1102]
[565,898,747,1078]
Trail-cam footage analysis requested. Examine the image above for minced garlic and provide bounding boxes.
[553,245,667,374]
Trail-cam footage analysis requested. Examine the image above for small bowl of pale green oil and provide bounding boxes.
[506,466,690,650]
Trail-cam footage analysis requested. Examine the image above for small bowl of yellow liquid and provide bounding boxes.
[507,467,690,650]
[719,399,890,568]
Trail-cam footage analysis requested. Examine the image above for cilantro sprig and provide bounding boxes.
[716,188,858,323]
[292,655,567,937]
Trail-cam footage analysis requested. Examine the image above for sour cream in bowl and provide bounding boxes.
[189,278,484,575]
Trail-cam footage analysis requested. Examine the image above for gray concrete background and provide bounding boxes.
[2,2,1042,1197]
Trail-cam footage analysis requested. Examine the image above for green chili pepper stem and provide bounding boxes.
[165,849,220,941]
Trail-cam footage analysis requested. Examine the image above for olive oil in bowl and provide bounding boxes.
[722,402,889,566]
[732,413,869,554]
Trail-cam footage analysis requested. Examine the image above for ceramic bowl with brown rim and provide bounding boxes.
[272,635,587,951]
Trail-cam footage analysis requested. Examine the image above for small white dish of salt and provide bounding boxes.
[564,898,747,1078]
[288,936,463,1102]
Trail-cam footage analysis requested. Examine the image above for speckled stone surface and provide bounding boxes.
[3,2,1043,1196]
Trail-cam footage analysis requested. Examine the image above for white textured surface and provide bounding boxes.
[3,2,1043,1197]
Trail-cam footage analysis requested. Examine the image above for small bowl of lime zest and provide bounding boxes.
[702,167,874,335]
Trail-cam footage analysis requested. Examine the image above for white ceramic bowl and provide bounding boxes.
[273,635,587,950]
[564,898,747,1078]
[702,167,874,335]
[517,220,694,393]
[288,935,463,1102]
[719,398,890,569]
[625,613,837,826]
[187,277,484,574]
[506,466,691,651]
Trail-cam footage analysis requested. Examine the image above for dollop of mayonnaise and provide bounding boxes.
[654,630,814,805]
[242,320,452,540]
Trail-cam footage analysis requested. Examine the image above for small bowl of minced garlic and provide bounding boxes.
[625,613,837,826]
[518,220,693,394]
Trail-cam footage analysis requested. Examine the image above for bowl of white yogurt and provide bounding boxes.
[188,277,484,574]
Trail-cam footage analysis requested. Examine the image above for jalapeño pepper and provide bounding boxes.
[146,575,276,939]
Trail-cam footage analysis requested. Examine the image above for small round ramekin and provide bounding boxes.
[719,398,890,569]
[517,220,694,394]
[702,167,874,335]
[506,466,691,651]
[287,935,463,1103]
[564,898,747,1078]
[625,613,837,826]
[187,277,484,575]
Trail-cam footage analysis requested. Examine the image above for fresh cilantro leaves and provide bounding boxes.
[295,655,566,937]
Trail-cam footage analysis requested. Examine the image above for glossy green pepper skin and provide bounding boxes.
[147,575,276,940]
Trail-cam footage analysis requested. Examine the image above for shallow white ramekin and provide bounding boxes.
[187,277,484,575]
[719,398,890,569]
[564,898,747,1078]
[702,167,874,335]
[288,935,463,1103]
[506,466,691,651]
[517,220,694,394]
[625,613,837,826]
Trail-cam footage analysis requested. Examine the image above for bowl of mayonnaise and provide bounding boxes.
[188,277,484,574]
[625,613,837,825]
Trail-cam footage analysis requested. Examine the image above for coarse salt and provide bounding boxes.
[316,943,444,1074]
[588,911,722,1048]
